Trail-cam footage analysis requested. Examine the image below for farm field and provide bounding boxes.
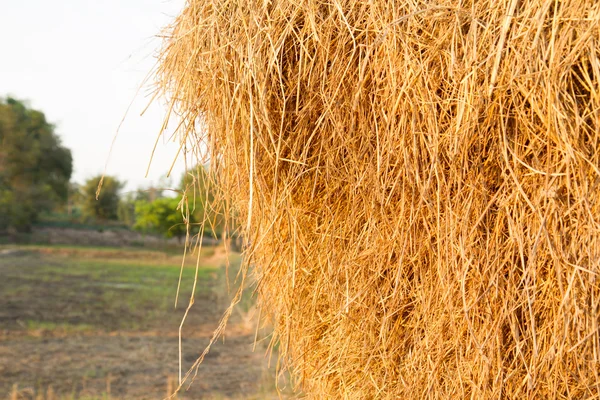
[0,245,284,400]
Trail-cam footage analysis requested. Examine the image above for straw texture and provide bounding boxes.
[157,0,600,398]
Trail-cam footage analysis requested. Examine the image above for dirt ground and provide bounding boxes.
[24,227,218,248]
[0,246,290,400]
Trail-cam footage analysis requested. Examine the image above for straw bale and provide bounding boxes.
[157,0,600,398]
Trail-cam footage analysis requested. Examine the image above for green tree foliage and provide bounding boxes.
[0,98,73,231]
[117,187,166,227]
[117,194,136,227]
[133,196,187,240]
[81,175,123,221]
[66,182,84,219]
[130,167,226,241]
[181,165,226,238]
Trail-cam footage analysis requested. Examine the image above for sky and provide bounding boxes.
[0,0,187,192]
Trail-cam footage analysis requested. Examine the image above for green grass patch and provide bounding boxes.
[25,320,94,334]
[0,245,239,332]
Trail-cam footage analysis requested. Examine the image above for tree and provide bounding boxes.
[133,196,187,240]
[66,182,84,219]
[81,175,124,221]
[180,165,226,238]
[117,193,137,227]
[0,98,73,232]
[117,185,169,227]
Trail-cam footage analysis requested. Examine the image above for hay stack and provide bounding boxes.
[158,0,600,398]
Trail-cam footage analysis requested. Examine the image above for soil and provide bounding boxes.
[0,248,288,400]
[27,227,218,248]
[1,332,272,399]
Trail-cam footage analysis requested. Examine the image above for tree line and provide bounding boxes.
[76,170,224,240]
[0,97,222,240]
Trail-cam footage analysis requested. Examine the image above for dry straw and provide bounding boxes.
[157,0,600,398]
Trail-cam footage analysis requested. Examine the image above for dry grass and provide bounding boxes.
[8,376,177,400]
[156,0,600,398]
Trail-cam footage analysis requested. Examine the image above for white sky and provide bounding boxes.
[0,0,187,192]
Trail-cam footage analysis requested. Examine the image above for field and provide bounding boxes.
[0,244,284,399]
